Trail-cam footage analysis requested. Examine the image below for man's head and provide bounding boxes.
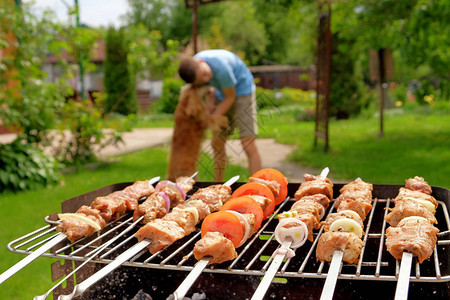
[178,57,212,86]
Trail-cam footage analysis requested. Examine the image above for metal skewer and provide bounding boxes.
[0,176,161,286]
[58,175,240,300]
[0,233,67,285]
[319,175,370,300]
[172,257,212,300]
[33,215,144,300]
[251,167,330,300]
[251,239,292,300]
[320,250,344,300]
[394,252,413,300]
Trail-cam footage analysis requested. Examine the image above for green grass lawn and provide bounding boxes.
[258,108,450,188]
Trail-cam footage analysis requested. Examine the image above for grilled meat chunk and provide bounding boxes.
[299,194,331,210]
[184,200,211,220]
[193,232,237,264]
[385,217,439,263]
[385,199,437,226]
[56,206,106,242]
[57,217,96,243]
[135,219,186,254]
[189,184,232,211]
[91,179,158,222]
[395,187,438,209]
[91,195,127,223]
[162,206,198,235]
[120,180,156,210]
[295,174,333,201]
[133,193,168,224]
[336,199,373,220]
[248,177,281,198]
[76,205,106,229]
[316,231,364,264]
[335,188,372,209]
[333,178,373,220]
[176,176,196,194]
[405,176,432,195]
[248,195,273,214]
[290,200,324,222]
[339,178,373,195]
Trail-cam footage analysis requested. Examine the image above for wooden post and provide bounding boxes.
[192,0,198,54]
[378,49,385,137]
[74,0,87,100]
[314,2,331,151]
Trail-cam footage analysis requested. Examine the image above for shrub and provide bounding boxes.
[104,27,138,115]
[329,34,370,119]
[153,78,185,114]
[0,142,60,192]
[388,82,408,107]
[52,96,135,166]
[256,87,316,111]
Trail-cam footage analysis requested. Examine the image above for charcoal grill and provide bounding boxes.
[7,182,450,299]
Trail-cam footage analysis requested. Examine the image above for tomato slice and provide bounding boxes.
[231,182,276,219]
[249,195,275,220]
[201,211,244,248]
[220,196,264,231]
[251,168,288,205]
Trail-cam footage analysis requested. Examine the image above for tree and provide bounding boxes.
[332,0,450,98]
[104,27,138,115]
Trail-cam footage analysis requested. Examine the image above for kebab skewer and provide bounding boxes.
[58,175,240,300]
[0,176,165,286]
[384,176,439,300]
[318,177,374,300]
[251,167,331,300]
[33,174,197,300]
[173,169,288,299]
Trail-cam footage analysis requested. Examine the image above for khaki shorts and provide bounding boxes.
[221,92,258,138]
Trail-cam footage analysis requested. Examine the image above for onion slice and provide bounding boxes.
[158,192,170,213]
[275,217,308,249]
[174,206,199,224]
[329,218,363,238]
[155,180,186,201]
[58,213,101,232]
[226,210,251,247]
[338,210,361,220]
[399,216,429,225]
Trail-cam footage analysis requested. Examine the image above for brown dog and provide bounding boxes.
[167,84,228,181]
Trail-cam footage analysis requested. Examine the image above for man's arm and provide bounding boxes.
[213,86,236,116]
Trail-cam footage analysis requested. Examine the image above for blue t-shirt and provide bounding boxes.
[194,49,255,101]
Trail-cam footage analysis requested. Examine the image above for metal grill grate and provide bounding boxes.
[8,193,450,285]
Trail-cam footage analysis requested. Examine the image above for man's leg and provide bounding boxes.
[240,135,261,175]
[212,134,228,182]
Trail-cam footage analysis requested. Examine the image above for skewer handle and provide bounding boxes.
[58,240,150,300]
[148,176,161,185]
[172,257,211,300]
[251,239,292,300]
[320,250,343,300]
[394,252,413,300]
[0,233,67,285]
[320,167,330,178]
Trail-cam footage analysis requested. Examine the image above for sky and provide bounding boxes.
[25,0,130,28]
